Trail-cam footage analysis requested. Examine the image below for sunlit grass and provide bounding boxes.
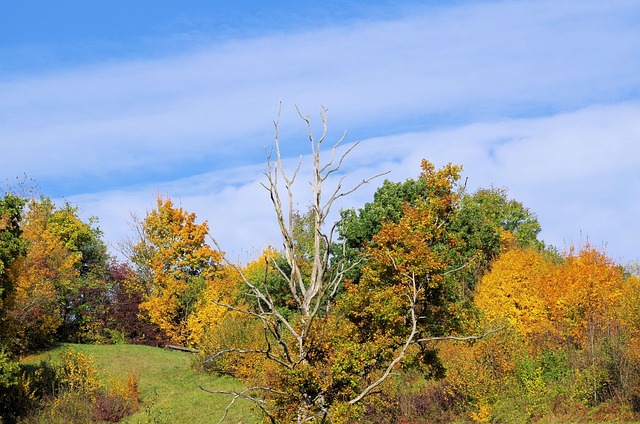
[22,343,258,423]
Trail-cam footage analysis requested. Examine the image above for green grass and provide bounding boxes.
[21,343,258,423]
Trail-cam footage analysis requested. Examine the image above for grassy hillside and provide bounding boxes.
[22,343,257,423]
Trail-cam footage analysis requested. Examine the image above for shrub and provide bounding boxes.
[93,371,140,421]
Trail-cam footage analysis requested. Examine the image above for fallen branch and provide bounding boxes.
[166,345,200,354]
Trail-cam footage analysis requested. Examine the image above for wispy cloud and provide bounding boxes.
[67,102,640,264]
[3,1,639,188]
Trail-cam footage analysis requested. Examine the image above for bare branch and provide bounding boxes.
[318,131,348,175]
[349,271,421,405]
[205,348,294,370]
[211,299,264,319]
[442,257,475,276]
[416,326,505,343]
[209,235,303,346]
[322,171,390,219]
[199,386,285,424]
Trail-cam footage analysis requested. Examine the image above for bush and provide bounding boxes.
[93,371,140,421]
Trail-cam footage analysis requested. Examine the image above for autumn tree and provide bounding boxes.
[334,177,430,281]
[343,159,470,339]
[4,198,79,352]
[552,246,624,346]
[331,180,543,421]
[128,196,223,345]
[476,245,625,350]
[474,248,557,349]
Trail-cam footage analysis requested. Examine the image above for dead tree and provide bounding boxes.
[205,105,499,423]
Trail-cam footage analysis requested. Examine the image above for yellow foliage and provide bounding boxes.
[192,250,287,380]
[134,196,224,345]
[476,245,627,351]
[437,326,525,418]
[187,266,242,347]
[57,349,103,398]
[499,228,518,252]
[470,402,492,423]
[475,248,556,348]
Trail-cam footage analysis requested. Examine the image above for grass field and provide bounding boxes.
[21,343,258,423]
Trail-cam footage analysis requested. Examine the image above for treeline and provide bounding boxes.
[1,155,639,422]
[0,196,166,354]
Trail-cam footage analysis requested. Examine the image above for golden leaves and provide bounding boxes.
[133,195,224,346]
[476,245,626,350]
[475,249,554,344]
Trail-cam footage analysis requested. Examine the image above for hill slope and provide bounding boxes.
[22,343,257,423]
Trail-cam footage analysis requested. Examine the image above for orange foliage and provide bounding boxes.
[358,160,465,337]
[551,246,624,346]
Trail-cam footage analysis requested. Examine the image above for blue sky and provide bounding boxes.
[1,0,639,264]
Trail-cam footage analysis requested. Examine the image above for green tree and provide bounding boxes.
[450,187,543,295]
[45,201,109,339]
[48,202,108,275]
[0,193,27,345]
